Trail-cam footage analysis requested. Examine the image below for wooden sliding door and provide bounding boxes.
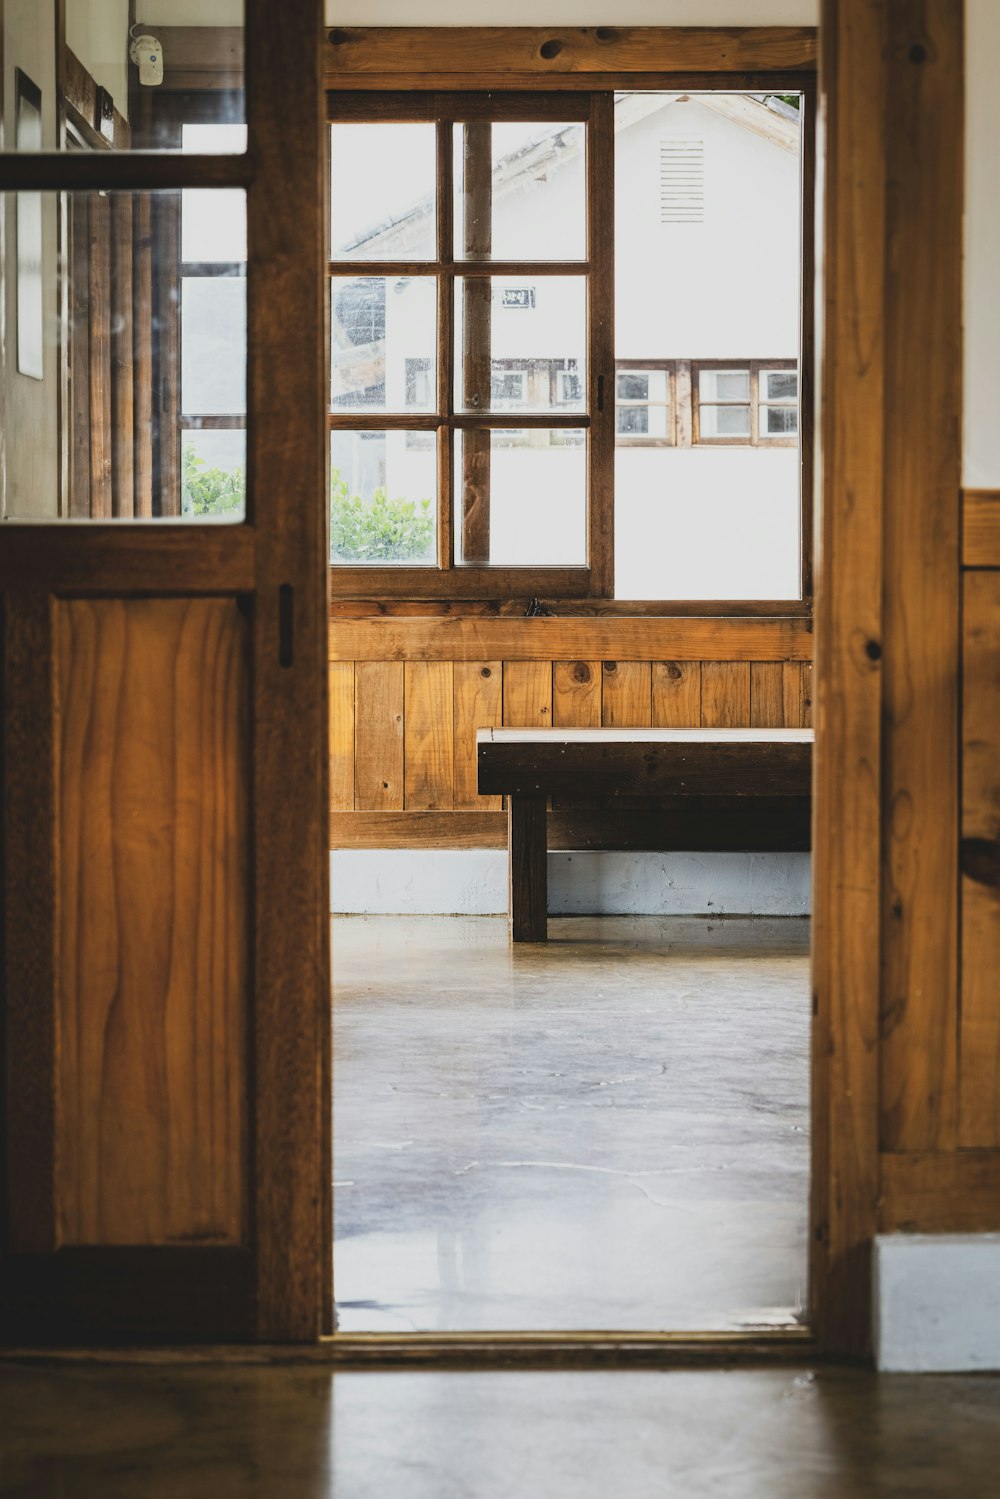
[0,0,329,1342]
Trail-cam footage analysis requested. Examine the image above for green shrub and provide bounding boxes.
[182,446,245,516]
[330,467,434,563]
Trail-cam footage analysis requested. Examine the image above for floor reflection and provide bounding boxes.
[332,915,810,1331]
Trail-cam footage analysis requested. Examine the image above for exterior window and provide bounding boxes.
[615,367,672,443]
[328,87,809,605]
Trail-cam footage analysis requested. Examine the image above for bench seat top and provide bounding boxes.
[478,726,813,798]
[477,727,814,746]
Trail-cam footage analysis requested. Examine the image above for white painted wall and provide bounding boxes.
[137,0,243,23]
[3,0,60,519]
[964,0,1000,487]
[330,1,818,25]
[331,850,812,916]
[874,1235,1000,1372]
[65,0,130,116]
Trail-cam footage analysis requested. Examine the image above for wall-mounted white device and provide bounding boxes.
[129,32,164,88]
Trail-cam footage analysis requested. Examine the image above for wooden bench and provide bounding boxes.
[477,726,814,941]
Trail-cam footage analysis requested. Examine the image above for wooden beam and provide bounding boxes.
[810,0,886,1359]
[151,25,245,92]
[325,27,818,87]
[879,0,963,1155]
[328,615,813,663]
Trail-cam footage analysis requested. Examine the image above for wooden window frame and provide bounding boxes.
[692,358,799,449]
[615,360,677,448]
[327,71,815,616]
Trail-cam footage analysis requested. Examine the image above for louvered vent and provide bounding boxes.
[660,137,705,223]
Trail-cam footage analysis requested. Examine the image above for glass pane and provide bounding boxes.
[617,406,649,436]
[181,127,247,264]
[761,405,799,436]
[762,368,798,401]
[615,92,803,603]
[453,122,586,261]
[330,431,437,566]
[5,5,245,150]
[181,430,246,519]
[2,190,247,522]
[700,404,751,438]
[330,124,436,262]
[182,278,246,415]
[700,368,750,402]
[455,278,586,414]
[330,277,436,412]
[456,429,586,566]
[618,371,649,401]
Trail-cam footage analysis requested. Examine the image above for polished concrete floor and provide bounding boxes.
[3,1364,999,1497]
[333,915,810,1332]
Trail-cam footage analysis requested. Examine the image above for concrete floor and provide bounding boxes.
[2,1363,999,1498]
[333,915,810,1332]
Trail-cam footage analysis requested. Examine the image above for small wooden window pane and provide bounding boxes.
[330,430,437,566]
[455,429,586,566]
[330,275,437,413]
[455,277,587,414]
[453,121,587,262]
[700,403,751,437]
[699,368,751,402]
[330,123,436,262]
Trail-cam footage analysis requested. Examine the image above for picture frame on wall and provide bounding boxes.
[15,68,44,382]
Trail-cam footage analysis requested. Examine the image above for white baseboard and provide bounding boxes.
[330,849,812,916]
[874,1234,1000,1371]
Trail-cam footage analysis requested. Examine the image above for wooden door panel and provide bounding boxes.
[57,598,248,1246]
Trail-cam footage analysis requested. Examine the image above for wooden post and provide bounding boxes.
[461,122,492,562]
[110,194,135,518]
[508,793,548,942]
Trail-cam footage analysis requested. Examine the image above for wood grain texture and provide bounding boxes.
[57,599,248,1247]
[355,662,404,811]
[750,662,784,727]
[454,662,503,810]
[325,26,818,83]
[503,660,552,726]
[963,489,1000,567]
[879,0,963,1154]
[553,660,602,730]
[651,661,701,726]
[110,194,135,519]
[700,661,751,727]
[328,661,356,812]
[811,0,886,1358]
[879,1152,1000,1234]
[87,194,113,519]
[601,661,651,726]
[403,662,454,810]
[329,617,814,663]
[959,573,1000,1147]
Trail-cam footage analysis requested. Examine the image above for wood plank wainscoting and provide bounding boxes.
[329,614,814,850]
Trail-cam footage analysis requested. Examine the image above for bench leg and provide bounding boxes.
[508,794,548,942]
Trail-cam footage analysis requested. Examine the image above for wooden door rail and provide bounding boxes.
[477,726,814,940]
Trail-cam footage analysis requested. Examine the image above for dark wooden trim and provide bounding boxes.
[63,48,128,148]
[329,89,594,121]
[328,615,813,662]
[2,595,57,1254]
[0,154,251,192]
[325,27,819,85]
[331,567,599,602]
[0,1249,254,1345]
[247,0,330,1342]
[150,26,245,93]
[330,801,812,852]
[962,489,1000,567]
[588,92,615,596]
[879,1152,1000,1234]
